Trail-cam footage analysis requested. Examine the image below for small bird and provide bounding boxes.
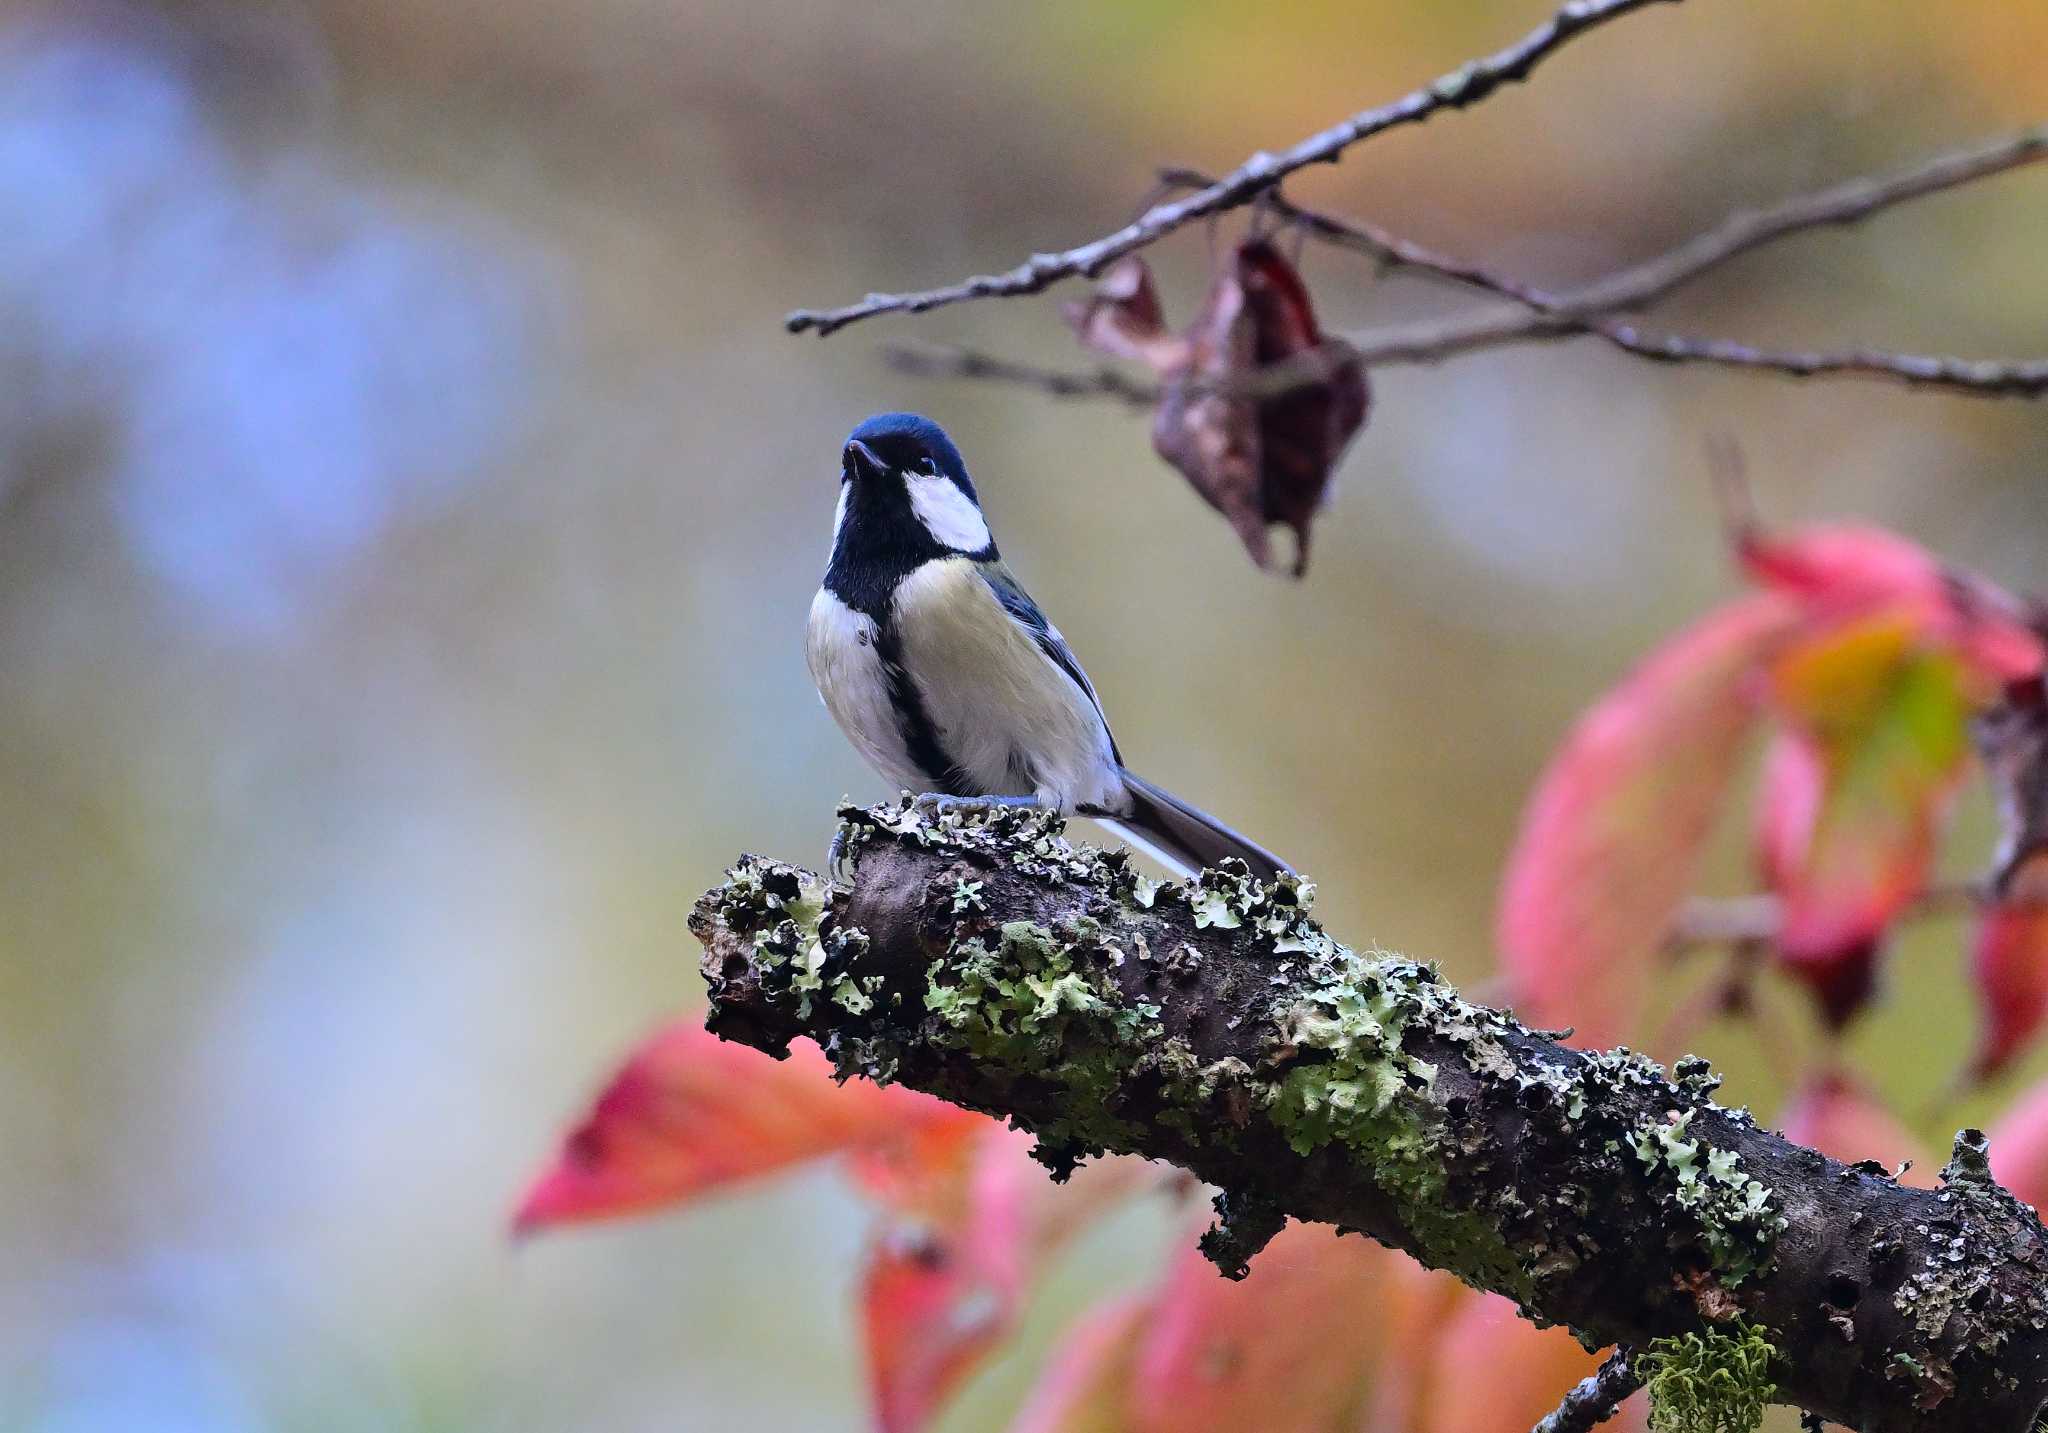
[806,412,1290,880]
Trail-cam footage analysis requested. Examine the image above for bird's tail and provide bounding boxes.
[1090,770,1293,881]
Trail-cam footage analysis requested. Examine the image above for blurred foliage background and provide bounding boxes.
[3,0,2047,1428]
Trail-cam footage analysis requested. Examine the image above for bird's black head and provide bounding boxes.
[825,413,997,616]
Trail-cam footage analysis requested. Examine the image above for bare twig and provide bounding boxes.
[784,0,1683,336]
[888,329,2048,403]
[1663,883,1984,955]
[883,341,1157,408]
[1531,1349,1643,1433]
[1185,125,2048,384]
[891,129,2048,403]
[1560,326,2048,394]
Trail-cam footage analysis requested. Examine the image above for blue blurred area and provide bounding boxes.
[1,1,2044,1429]
[0,17,546,636]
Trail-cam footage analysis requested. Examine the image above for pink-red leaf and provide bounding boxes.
[1124,1221,1389,1433]
[1758,614,1977,1025]
[1498,594,1797,1044]
[1741,524,2042,684]
[513,1020,976,1234]
[864,1132,1147,1433]
[1006,1295,1149,1433]
[1411,1293,1648,1433]
[1989,1072,2048,1209]
[1969,857,2048,1083]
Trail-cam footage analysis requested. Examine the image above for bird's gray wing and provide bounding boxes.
[976,563,1122,765]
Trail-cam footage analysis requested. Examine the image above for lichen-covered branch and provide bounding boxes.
[694,801,2048,1433]
[783,0,1682,336]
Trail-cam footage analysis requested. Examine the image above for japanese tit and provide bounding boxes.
[806,412,1290,880]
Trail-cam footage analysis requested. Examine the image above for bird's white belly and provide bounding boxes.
[890,560,1123,811]
[806,589,927,793]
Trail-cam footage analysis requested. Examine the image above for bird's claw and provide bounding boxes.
[826,825,856,885]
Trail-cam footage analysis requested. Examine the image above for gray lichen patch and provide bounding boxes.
[1629,1110,1785,1285]
[1877,1128,2048,1408]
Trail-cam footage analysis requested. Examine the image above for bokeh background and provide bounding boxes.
[4,0,2047,1427]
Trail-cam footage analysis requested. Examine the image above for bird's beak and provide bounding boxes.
[843,439,887,480]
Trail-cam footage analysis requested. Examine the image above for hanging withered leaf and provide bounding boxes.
[1064,240,1368,576]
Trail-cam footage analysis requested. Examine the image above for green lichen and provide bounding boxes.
[712,805,1787,1317]
[922,919,1165,1158]
[1630,1110,1785,1284]
[1636,1321,1778,1433]
[830,971,883,1015]
[1264,945,1537,1302]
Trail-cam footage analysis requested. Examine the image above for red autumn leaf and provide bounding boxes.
[1989,1071,2048,1208]
[1498,594,1798,1044]
[512,1019,979,1233]
[1969,855,2048,1083]
[1968,681,2048,1081]
[1123,1221,1390,1433]
[1005,1295,1149,1433]
[1068,241,1367,576]
[1144,257,1267,570]
[1237,239,1368,576]
[1741,524,2043,683]
[1350,1258,1474,1432]
[1777,1071,1933,1186]
[1757,613,1978,1026]
[1062,257,1181,370]
[1411,1293,1648,1433]
[1738,526,2041,1028]
[865,1131,1149,1433]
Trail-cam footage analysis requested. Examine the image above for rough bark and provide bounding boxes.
[693,801,2048,1433]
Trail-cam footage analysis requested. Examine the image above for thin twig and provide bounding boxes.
[1663,883,1984,956]
[1531,1349,1643,1433]
[888,329,2048,403]
[891,129,2048,403]
[1178,125,2048,388]
[784,0,1684,335]
[883,341,1158,408]
[1552,324,2048,394]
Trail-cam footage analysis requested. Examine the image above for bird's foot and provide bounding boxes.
[825,824,856,885]
[908,792,1044,819]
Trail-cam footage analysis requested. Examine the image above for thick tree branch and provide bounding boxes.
[1531,1348,1642,1433]
[784,0,1683,336]
[695,802,2048,1433]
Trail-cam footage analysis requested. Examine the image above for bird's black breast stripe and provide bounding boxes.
[872,620,970,796]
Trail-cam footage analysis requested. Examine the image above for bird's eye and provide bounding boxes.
[916,455,939,476]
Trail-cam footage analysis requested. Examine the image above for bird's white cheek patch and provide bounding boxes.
[906,474,992,552]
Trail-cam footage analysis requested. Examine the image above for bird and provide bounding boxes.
[806,411,1291,880]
